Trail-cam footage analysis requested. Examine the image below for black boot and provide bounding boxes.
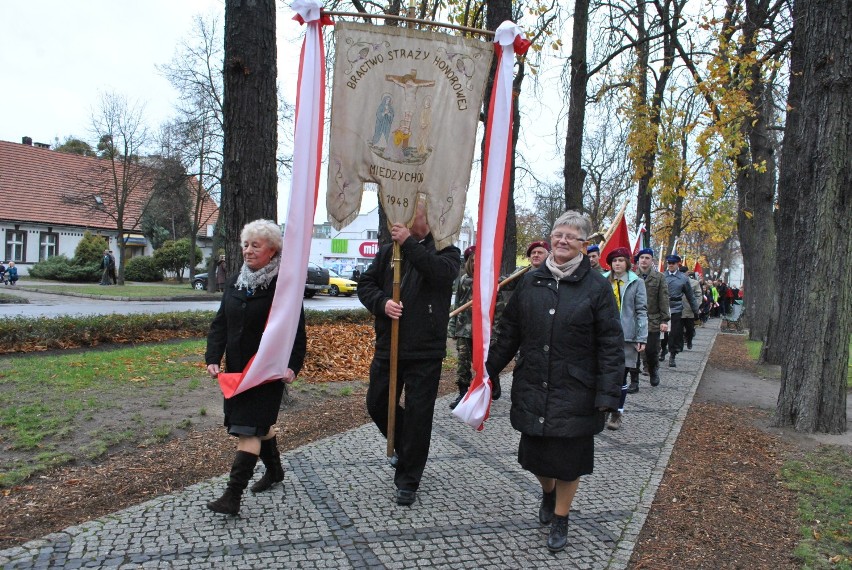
[668,353,677,368]
[449,384,469,410]
[251,436,284,493]
[539,489,556,524]
[546,514,569,552]
[649,369,660,386]
[627,369,640,393]
[207,451,258,515]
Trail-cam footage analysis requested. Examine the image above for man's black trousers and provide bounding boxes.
[663,311,684,355]
[366,357,441,492]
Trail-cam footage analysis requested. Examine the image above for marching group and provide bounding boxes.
[201,208,736,555]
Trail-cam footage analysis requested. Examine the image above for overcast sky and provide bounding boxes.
[1,1,565,224]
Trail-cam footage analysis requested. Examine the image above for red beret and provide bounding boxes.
[526,240,551,257]
[606,247,632,265]
[464,245,476,260]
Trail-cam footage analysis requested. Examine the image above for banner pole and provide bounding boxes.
[387,241,402,459]
[322,10,496,37]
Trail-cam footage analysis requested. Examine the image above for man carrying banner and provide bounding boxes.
[358,201,461,506]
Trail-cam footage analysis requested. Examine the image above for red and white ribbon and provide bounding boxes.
[453,21,529,430]
[218,0,329,398]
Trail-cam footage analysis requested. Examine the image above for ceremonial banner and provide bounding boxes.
[327,22,492,245]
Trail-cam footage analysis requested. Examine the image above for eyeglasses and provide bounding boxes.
[550,233,585,243]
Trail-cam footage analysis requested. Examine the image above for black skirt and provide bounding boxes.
[518,433,595,481]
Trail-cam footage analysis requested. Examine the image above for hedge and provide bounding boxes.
[0,309,372,354]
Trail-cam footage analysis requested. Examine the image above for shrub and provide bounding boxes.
[0,309,373,353]
[74,231,109,265]
[154,239,202,281]
[27,255,100,282]
[124,256,163,282]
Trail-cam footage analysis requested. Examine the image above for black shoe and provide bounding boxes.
[626,382,639,394]
[650,371,660,386]
[396,489,416,506]
[491,377,501,400]
[539,490,556,524]
[668,354,676,368]
[546,515,569,552]
[449,393,465,410]
[686,342,692,350]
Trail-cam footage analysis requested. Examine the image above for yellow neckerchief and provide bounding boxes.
[610,273,625,312]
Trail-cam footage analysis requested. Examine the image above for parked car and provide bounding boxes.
[321,269,358,297]
[193,264,330,299]
[192,273,208,290]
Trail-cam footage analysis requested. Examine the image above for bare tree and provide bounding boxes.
[63,92,153,285]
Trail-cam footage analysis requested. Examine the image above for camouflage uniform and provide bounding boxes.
[447,271,515,393]
[448,274,473,393]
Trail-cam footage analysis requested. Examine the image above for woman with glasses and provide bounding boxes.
[485,210,624,552]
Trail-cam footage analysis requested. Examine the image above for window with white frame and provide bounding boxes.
[40,232,58,261]
[5,230,25,262]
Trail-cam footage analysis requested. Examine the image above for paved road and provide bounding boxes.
[0,325,720,569]
[0,286,362,317]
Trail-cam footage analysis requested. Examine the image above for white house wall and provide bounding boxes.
[0,224,154,276]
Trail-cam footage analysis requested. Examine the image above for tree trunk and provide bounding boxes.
[735,0,778,343]
[635,0,678,237]
[562,0,590,212]
[221,0,278,274]
[773,0,850,434]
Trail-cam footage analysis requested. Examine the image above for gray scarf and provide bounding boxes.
[235,254,281,292]
[545,252,584,280]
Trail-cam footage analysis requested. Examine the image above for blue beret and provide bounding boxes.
[637,248,654,258]
[665,254,681,263]
[586,244,600,254]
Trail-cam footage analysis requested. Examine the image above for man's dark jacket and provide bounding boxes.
[206,274,307,427]
[664,270,698,314]
[358,234,460,360]
[486,257,624,438]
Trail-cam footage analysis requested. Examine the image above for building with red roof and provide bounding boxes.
[0,137,219,276]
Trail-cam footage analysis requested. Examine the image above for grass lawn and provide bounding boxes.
[0,340,210,486]
[20,282,217,298]
[746,338,852,388]
[782,447,852,569]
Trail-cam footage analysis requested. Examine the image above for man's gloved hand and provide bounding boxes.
[491,376,502,400]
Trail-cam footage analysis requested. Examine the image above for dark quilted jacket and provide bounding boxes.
[486,257,625,438]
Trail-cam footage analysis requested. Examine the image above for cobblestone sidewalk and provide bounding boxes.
[0,325,718,569]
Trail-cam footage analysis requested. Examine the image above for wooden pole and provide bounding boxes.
[448,265,531,318]
[387,241,402,459]
[322,10,496,37]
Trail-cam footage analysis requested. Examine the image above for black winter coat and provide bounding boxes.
[205,275,307,428]
[486,258,625,438]
[358,233,461,360]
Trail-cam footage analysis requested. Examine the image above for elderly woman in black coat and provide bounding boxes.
[205,219,307,515]
[486,210,624,552]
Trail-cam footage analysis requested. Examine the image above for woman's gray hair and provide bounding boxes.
[552,210,592,239]
[241,219,283,253]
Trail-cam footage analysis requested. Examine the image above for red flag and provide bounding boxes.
[694,261,704,279]
[600,212,632,270]
[631,223,646,257]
